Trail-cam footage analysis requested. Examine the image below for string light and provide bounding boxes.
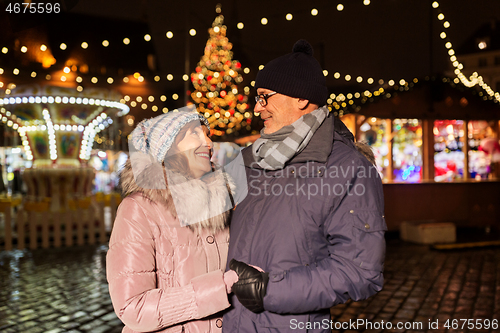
[261,18,268,25]
[0,1,497,116]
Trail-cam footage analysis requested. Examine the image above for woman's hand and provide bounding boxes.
[223,270,239,294]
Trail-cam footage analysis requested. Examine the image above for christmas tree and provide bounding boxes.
[190,15,251,137]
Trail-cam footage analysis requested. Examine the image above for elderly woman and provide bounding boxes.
[107,110,238,333]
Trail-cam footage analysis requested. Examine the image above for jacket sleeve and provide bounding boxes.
[106,197,230,332]
[263,157,387,314]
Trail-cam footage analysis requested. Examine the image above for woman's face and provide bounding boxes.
[176,124,213,178]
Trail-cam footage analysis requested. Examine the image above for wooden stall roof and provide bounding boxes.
[347,77,500,120]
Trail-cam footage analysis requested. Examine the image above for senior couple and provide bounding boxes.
[106,40,386,333]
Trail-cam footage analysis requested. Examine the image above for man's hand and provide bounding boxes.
[229,259,269,313]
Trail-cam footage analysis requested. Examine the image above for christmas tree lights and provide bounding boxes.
[190,15,250,137]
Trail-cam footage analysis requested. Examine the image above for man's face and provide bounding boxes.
[254,88,303,134]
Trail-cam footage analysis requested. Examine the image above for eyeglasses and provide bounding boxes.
[255,91,277,107]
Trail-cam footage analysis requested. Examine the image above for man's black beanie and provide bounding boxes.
[255,39,328,106]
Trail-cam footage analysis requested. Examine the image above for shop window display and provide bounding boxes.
[392,119,423,183]
[433,120,465,182]
[469,120,500,179]
[358,117,390,181]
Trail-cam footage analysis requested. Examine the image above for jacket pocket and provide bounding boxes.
[349,209,387,272]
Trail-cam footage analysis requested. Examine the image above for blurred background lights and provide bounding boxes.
[311,8,318,16]
[189,29,196,36]
[102,40,109,47]
[60,43,67,50]
[337,4,344,11]
[261,18,268,25]
[286,13,293,21]
[237,22,244,29]
[144,34,151,41]
[166,31,173,38]
[123,38,130,45]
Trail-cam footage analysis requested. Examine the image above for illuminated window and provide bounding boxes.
[433,120,464,182]
[393,119,423,183]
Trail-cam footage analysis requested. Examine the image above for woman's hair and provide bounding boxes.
[163,120,211,179]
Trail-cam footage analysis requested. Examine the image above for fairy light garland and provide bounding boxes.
[0,1,498,118]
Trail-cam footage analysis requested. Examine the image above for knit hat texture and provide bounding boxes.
[131,108,209,163]
[255,39,328,106]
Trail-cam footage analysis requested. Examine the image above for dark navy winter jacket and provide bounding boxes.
[223,113,386,333]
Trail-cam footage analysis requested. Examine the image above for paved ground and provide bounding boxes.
[0,236,499,333]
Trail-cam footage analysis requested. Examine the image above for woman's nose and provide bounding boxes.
[202,132,213,149]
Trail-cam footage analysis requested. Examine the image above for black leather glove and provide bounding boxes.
[229,259,269,313]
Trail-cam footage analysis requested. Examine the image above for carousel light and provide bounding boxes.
[48,96,54,103]
[62,96,69,104]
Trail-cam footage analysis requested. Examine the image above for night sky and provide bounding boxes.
[67,0,500,88]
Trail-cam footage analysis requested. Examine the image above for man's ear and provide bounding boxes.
[297,98,310,110]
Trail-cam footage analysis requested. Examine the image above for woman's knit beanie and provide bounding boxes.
[130,108,209,163]
[255,39,328,106]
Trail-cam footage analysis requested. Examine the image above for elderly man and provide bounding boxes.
[222,40,386,333]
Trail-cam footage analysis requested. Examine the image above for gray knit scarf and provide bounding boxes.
[252,106,329,170]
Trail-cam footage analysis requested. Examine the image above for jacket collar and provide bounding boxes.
[243,112,355,168]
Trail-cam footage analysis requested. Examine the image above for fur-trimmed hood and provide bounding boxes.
[119,158,235,234]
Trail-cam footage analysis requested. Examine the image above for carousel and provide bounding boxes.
[0,84,128,250]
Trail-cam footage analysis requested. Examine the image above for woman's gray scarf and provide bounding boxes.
[252,106,329,170]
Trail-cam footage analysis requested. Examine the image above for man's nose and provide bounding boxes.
[254,102,264,112]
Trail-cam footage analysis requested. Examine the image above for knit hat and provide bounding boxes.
[255,39,328,106]
[130,107,209,163]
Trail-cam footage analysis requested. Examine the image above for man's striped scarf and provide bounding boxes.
[252,106,328,170]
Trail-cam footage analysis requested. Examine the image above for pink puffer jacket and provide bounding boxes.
[107,160,232,333]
